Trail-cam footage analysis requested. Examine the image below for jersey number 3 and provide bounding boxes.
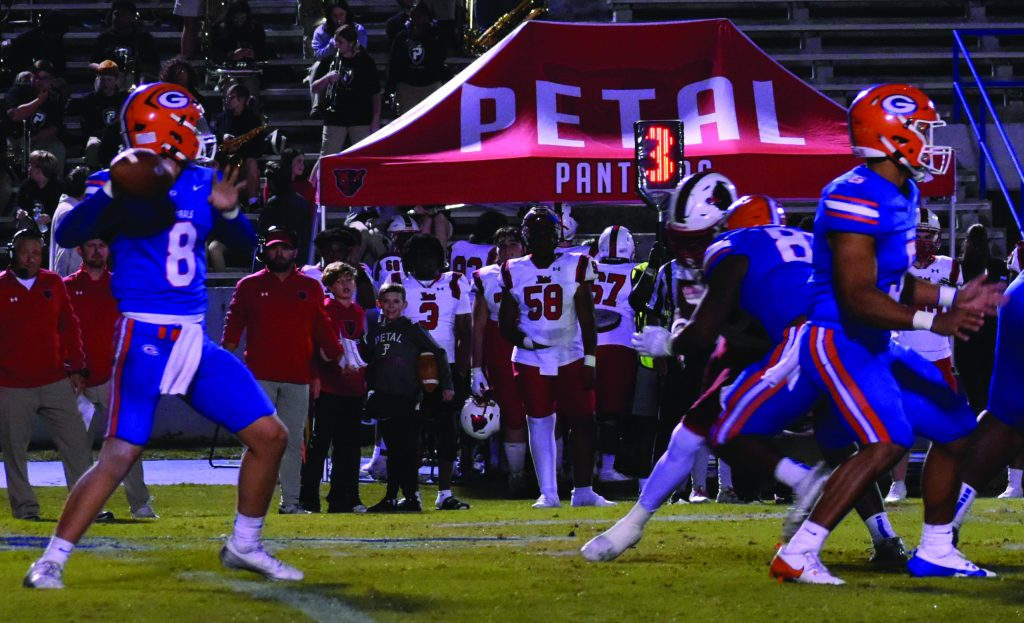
[167,222,198,287]
[524,284,563,321]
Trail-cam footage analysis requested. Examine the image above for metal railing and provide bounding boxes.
[952,28,1024,236]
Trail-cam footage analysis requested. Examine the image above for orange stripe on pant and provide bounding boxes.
[107,318,135,437]
[718,337,788,441]
[822,328,890,443]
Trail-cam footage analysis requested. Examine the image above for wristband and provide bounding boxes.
[912,310,936,331]
[583,355,597,367]
[522,336,534,350]
[221,206,241,220]
[671,318,689,334]
[938,286,957,308]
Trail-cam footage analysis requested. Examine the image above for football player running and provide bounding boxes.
[471,226,530,492]
[386,233,473,510]
[26,83,302,589]
[499,207,611,508]
[771,84,1005,584]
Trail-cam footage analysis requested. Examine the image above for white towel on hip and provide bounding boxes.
[159,323,204,395]
[340,336,367,369]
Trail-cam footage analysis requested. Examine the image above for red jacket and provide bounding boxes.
[0,269,85,388]
[318,298,366,397]
[64,268,119,387]
[222,268,342,384]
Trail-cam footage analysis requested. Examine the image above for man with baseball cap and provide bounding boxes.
[223,226,343,514]
[71,59,127,170]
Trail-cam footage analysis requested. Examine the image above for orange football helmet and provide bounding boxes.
[848,84,952,182]
[722,195,785,231]
[120,82,216,163]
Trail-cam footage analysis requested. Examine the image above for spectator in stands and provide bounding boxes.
[0,228,93,520]
[311,24,381,157]
[14,150,63,235]
[955,223,1008,413]
[6,61,67,173]
[385,0,417,47]
[212,83,264,209]
[159,58,208,114]
[64,236,157,519]
[210,0,270,64]
[259,160,313,265]
[363,282,454,512]
[173,0,205,59]
[411,204,453,250]
[421,0,458,54]
[50,166,90,277]
[263,148,315,210]
[387,3,448,115]
[222,227,342,515]
[300,261,368,513]
[90,0,161,82]
[313,1,369,60]
[70,60,127,171]
[4,12,69,80]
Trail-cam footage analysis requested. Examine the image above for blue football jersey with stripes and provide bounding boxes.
[82,165,220,316]
[703,225,814,343]
[809,164,918,351]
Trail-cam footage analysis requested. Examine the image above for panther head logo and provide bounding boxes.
[333,169,367,197]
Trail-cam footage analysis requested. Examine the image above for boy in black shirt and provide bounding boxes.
[363,283,453,512]
[387,2,447,114]
[70,60,128,170]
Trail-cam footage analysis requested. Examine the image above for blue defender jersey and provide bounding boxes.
[809,164,918,351]
[57,164,256,316]
[703,225,814,344]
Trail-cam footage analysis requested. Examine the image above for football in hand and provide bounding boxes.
[109,148,176,199]
[418,352,440,393]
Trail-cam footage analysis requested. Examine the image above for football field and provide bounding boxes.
[1,484,1022,622]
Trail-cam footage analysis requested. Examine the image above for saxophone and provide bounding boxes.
[464,0,547,56]
[221,124,269,154]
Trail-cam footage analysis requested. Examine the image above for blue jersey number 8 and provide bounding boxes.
[765,227,812,264]
[166,222,198,287]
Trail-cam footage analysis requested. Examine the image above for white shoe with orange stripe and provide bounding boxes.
[769,550,845,585]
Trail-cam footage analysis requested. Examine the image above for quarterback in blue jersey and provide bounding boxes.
[25,83,302,590]
[771,84,1006,585]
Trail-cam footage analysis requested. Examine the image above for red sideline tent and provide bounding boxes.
[318,19,953,207]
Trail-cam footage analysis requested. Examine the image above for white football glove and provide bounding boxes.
[471,366,490,397]
[631,326,674,357]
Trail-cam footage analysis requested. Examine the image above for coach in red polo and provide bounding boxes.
[64,236,155,519]
[0,229,93,520]
[223,227,342,515]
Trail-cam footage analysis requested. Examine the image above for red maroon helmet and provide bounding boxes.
[521,206,559,244]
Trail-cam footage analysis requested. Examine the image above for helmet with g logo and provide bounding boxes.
[120,82,216,163]
[848,84,951,182]
[722,195,785,231]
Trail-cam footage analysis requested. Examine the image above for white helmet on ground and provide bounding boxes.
[596,225,635,261]
[460,397,501,440]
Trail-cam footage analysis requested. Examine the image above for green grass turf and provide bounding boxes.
[0,484,1022,622]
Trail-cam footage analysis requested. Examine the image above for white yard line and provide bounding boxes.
[435,511,787,529]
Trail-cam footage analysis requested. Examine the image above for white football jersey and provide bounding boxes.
[892,255,962,361]
[386,270,471,361]
[473,264,503,321]
[450,240,493,276]
[558,243,595,258]
[373,255,405,289]
[502,252,596,373]
[593,259,636,348]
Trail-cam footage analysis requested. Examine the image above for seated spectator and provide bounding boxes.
[385,0,417,47]
[6,61,67,172]
[311,24,381,156]
[259,160,313,264]
[90,0,161,82]
[312,1,368,60]
[50,166,90,277]
[70,60,128,171]
[212,82,264,209]
[210,0,270,64]
[14,150,63,236]
[387,3,448,115]
[3,12,69,82]
[159,57,209,115]
[263,148,315,211]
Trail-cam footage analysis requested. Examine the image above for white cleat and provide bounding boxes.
[220,541,304,581]
[581,521,643,562]
[997,486,1022,499]
[131,504,159,519]
[532,494,561,509]
[782,462,831,542]
[571,489,617,507]
[23,560,64,589]
[769,549,845,585]
[884,481,907,503]
[688,487,710,504]
[597,468,632,483]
